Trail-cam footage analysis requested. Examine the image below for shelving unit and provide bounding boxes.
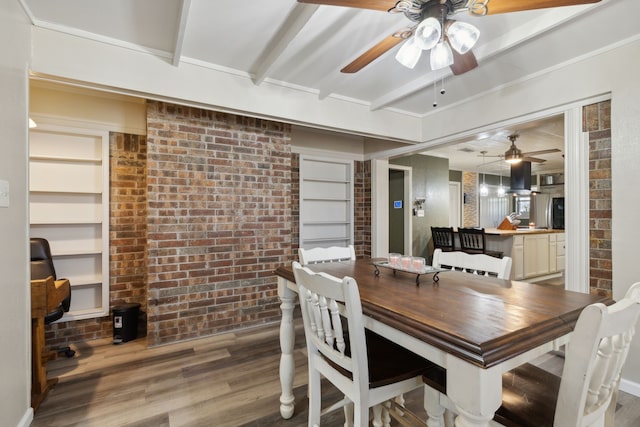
[29,124,110,321]
[299,156,353,250]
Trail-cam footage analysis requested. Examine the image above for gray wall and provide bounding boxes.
[0,2,32,425]
[391,155,449,260]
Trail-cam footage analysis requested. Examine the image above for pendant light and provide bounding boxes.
[480,151,488,197]
[497,173,506,197]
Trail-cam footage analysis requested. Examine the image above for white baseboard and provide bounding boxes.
[16,408,33,427]
[619,377,640,397]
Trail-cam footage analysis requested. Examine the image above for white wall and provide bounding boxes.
[0,2,33,426]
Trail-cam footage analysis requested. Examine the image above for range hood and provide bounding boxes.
[508,161,532,194]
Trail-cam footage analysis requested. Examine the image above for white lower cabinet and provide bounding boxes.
[512,235,524,280]
[511,232,565,280]
[556,233,565,272]
[524,234,551,278]
[549,234,557,272]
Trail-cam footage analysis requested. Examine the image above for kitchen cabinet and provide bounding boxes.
[29,124,110,321]
[478,229,565,281]
[523,234,551,278]
[549,234,557,272]
[556,233,565,272]
[512,235,524,280]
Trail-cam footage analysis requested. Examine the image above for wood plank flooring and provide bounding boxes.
[32,322,640,426]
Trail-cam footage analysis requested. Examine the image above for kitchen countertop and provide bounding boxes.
[483,228,565,236]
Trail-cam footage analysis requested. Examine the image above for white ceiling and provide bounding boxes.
[20,0,632,172]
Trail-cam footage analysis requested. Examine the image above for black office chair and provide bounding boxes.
[30,238,75,357]
[431,226,456,252]
[457,227,503,259]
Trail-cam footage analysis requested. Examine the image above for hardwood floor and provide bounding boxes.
[32,322,640,426]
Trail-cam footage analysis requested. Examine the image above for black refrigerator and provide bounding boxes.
[551,197,565,229]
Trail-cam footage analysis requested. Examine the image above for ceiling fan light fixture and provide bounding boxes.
[414,17,441,50]
[447,21,480,54]
[504,144,523,164]
[430,40,453,70]
[395,37,422,69]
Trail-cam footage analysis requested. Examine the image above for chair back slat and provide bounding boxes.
[432,249,512,279]
[458,227,486,254]
[431,227,455,252]
[555,282,640,426]
[298,245,356,265]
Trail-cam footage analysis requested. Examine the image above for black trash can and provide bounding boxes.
[112,303,141,344]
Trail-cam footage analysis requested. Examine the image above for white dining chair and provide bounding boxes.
[432,248,512,279]
[292,261,437,426]
[298,245,356,265]
[423,282,640,427]
[494,281,640,426]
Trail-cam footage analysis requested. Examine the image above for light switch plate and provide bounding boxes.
[0,180,9,208]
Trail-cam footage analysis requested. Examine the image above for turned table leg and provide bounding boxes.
[278,279,297,419]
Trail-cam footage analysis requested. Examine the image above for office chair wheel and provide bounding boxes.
[59,347,75,358]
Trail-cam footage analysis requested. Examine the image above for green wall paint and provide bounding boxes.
[391,155,449,260]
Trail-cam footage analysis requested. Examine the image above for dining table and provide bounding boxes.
[274,259,611,427]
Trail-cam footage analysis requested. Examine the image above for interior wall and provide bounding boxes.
[0,2,32,426]
[390,155,449,260]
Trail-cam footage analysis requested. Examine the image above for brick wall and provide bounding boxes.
[291,153,300,258]
[45,132,149,346]
[584,100,612,296]
[354,160,372,258]
[46,107,372,348]
[145,102,292,346]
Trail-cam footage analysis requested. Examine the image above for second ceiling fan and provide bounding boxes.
[480,134,562,166]
[298,0,601,75]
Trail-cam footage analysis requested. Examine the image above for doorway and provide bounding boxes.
[449,181,461,227]
[388,165,412,255]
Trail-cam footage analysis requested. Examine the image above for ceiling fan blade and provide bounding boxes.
[341,33,406,73]
[521,148,561,156]
[522,156,546,163]
[450,50,478,75]
[297,0,398,12]
[473,0,601,15]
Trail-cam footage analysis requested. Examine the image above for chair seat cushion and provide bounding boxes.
[494,363,560,427]
[366,330,439,388]
[326,329,441,389]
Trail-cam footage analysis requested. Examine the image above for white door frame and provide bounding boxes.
[449,181,462,227]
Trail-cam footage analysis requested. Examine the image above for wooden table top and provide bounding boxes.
[275,260,611,368]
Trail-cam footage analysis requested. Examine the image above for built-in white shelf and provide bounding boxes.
[29,124,110,320]
[299,156,354,250]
